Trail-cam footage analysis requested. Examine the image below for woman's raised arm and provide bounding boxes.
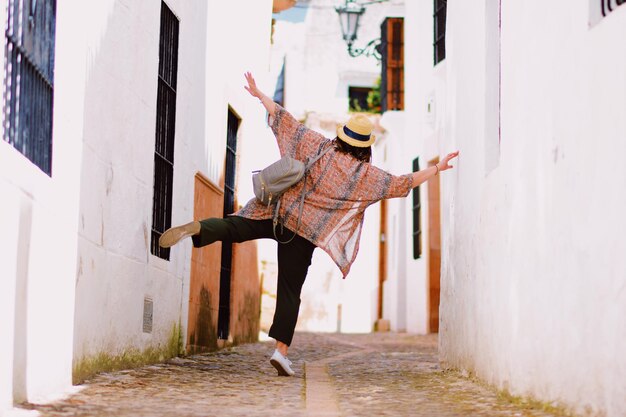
[411,151,459,188]
[244,72,276,118]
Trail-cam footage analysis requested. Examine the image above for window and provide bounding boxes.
[434,0,446,65]
[589,0,625,27]
[217,107,240,340]
[412,157,422,259]
[3,0,57,176]
[223,108,238,219]
[150,2,179,260]
[348,86,372,112]
[380,17,404,112]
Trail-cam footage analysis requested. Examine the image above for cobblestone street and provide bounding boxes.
[17,333,569,417]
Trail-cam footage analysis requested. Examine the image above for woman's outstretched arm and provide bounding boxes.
[411,151,459,188]
[244,71,276,117]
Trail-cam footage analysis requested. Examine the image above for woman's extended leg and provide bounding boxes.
[159,217,274,248]
[191,217,273,247]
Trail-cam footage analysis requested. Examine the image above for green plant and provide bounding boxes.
[366,77,381,113]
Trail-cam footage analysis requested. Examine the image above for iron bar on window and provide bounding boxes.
[3,0,56,175]
[150,2,179,261]
[433,0,446,65]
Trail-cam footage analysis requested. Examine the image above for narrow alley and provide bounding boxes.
[18,333,567,417]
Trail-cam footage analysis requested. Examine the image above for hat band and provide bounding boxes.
[343,126,371,142]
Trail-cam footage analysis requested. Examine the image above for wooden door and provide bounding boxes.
[187,173,223,353]
[427,159,441,333]
[381,17,404,112]
[378,199,388,320]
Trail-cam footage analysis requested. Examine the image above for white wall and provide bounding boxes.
[378,111,410,333]
[74,0,272,365]
[0,180,19,412]
[377,0,441,335]
[0,0,273,411]
[0,0,89,407]
[419,1,626,416]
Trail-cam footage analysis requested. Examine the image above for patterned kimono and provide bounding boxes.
[234,105,412,277]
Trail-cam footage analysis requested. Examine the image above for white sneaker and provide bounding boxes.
[270,349,295,376]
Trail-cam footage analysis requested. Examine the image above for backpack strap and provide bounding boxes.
[304,144,333,170]
[273,143,333,243]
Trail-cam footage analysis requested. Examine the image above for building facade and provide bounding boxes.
[386,0,626,415]
[1,0,274,411]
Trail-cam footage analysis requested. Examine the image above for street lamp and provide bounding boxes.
[335,0,387,60]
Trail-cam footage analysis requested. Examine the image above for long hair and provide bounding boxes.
[333,137,372,163]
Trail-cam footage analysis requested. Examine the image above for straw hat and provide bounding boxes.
[336,114,376,148]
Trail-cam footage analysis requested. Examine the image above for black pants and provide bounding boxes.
[191,216,316,346]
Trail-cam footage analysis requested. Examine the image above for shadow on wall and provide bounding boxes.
[233,291,261,345]
[230,241,261,345]
[188,286,218,353]
[12,198,33,402]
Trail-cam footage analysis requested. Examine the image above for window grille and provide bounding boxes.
[412,157,422,259]
[150,2,179,260]
[434,0,447,65]
[601,0,626,15]
[590,0,625,26]
[380,17,404,112]
[3,0,56,176]
[223,108,238,218]
[217,107,240,340]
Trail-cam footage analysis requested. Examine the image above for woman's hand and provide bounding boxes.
[411,150,459,188]
[244,71,276,117]
[244,72,262,99]
[437,151,459,173]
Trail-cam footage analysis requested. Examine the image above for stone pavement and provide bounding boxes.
[18,332,569,417]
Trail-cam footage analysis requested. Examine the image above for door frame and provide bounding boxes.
[427,158,441,333]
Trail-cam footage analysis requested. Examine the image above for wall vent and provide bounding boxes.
[143,297,153,333]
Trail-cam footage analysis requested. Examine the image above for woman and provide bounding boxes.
[160,72,459,376]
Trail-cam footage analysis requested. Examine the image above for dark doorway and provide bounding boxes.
[217,107,240,339]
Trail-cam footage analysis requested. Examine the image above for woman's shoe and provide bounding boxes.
[270,349,294,376]
[159,221,200,248]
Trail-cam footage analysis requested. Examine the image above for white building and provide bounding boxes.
[1,0,274,412]
[383,0,626,415]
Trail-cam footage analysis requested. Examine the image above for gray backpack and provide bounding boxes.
[252,143,332,242]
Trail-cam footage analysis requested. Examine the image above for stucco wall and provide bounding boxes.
[1,0,272,410]
[0,0,90,405]
[73,0,203,371]
[378,111,411,333]
[377,1,446,334]
[73,0,272,379]
[420,1,626,415]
